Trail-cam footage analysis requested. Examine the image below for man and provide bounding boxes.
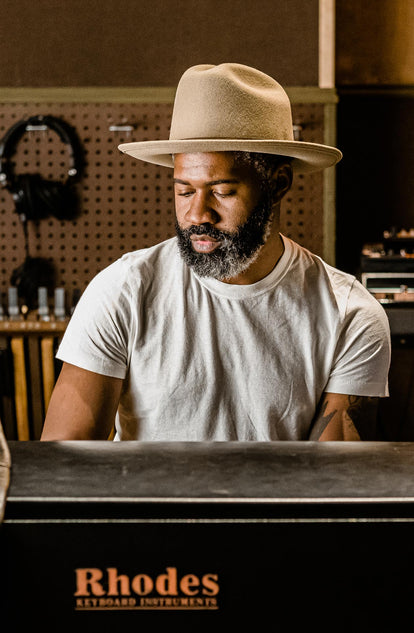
[41,63,391,442]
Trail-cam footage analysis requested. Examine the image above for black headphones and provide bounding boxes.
[0,114,84,222]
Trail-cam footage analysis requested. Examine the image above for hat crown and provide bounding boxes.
[170,63,294,142]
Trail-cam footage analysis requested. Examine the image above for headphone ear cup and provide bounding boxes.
[12,174,42,221]
[35,178,79,220]
[25,174,52,220]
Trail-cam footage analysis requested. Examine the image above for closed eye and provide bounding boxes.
[214,190,236,198]
[176,190,194,197]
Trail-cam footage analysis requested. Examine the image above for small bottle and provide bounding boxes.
[37,286,50,321]
[54,287,66,320]
[8,287,22,321]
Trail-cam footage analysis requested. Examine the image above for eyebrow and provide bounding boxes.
[173,178,240,186]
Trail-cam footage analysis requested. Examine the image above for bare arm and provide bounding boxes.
[313,392,379,441]
[40,362,123,440]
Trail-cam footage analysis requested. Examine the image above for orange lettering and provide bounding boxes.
[74,568,105,597]
[131,574,153,595]
[107,567,131,596]
[180,574,200,596]
[155,567,178,595]
[202,573,219,596]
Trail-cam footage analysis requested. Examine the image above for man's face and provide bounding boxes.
[173,152,275,281]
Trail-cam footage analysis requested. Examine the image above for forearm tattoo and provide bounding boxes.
[316,399,336,431]
[345,395,378,440]
[313,394,379,440]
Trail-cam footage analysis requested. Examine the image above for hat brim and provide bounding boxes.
[118,139,342,173]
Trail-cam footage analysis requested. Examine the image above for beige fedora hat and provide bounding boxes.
[118,63,342,174]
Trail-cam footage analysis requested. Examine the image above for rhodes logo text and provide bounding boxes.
[74,566,220,611]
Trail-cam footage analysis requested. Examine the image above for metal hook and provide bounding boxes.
[292,124,303,141]
[108,124,136,138]
[25,125,49,132]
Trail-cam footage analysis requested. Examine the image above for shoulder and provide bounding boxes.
[114,236,178,276]
[284,237,356,312]
[89,237,180,293]
[285,237,390,337]
[285,237,355,290]
[346,278,391,345]
[323,261,390,341]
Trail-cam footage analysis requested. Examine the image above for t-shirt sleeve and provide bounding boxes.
[324,279,391,397]
[56,260,135,379]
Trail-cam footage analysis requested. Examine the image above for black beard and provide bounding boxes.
[175,197,274,280]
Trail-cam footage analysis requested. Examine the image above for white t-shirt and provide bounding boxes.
[57,235,391,440]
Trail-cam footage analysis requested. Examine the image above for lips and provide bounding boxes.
[190,235,221,253]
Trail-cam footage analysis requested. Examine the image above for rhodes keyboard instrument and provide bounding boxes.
[2,440,414,630]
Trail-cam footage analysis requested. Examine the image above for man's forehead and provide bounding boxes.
[173,151,254,178]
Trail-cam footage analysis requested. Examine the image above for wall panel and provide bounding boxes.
[0,0,319,88]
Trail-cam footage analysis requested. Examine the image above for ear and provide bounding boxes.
[269,162,293,204]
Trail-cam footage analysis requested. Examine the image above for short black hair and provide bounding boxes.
[233,151,292,185]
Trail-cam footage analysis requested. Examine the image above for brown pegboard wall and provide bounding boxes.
[282,103,324,247]
[0,101,325,308]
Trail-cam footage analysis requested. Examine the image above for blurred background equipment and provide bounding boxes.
[360,227,414,441]
[0,114,84,310]
[360,227,414,334]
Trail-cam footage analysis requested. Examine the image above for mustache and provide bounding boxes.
[176,222,236,240]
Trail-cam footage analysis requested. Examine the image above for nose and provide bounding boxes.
[184,191,219,226]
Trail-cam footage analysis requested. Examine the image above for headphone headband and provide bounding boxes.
[0,114,84,188]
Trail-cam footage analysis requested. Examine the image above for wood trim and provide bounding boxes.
[322,102,338,266]
[40,337,55,413]
[0,320,69,335]
[319,0,336,88]
[0,86,339,105]
[10,337,29,441]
